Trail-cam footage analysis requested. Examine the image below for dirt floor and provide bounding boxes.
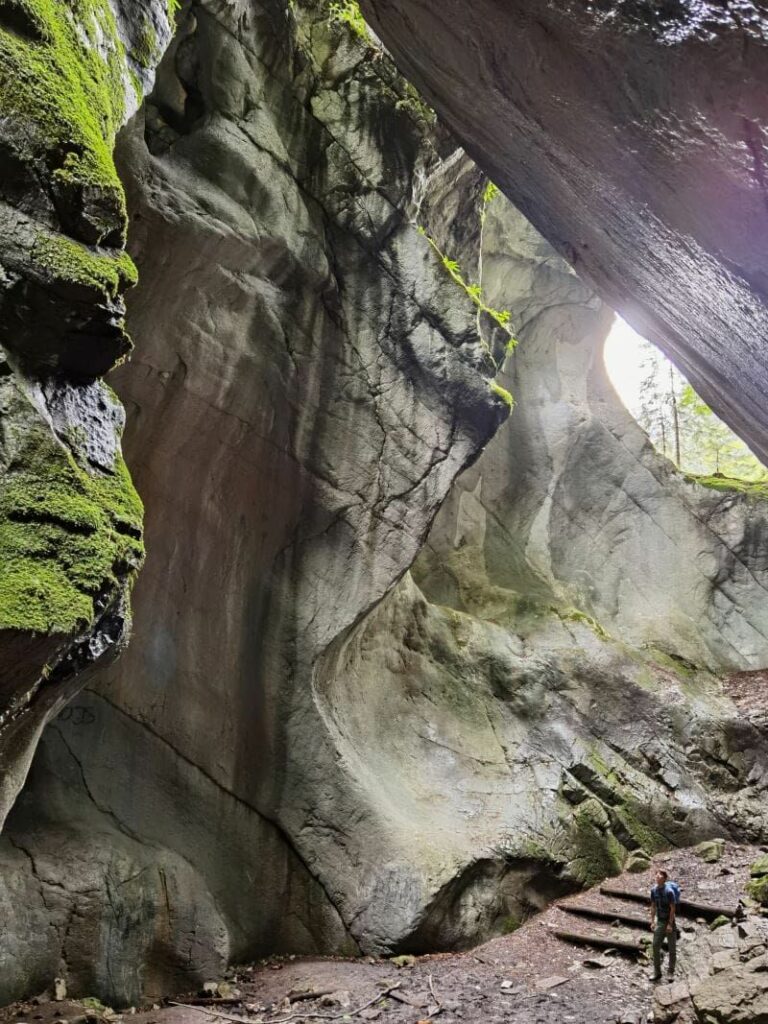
[4,844,764,1024]
[724,670,768,719]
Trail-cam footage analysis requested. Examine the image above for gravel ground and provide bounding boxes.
[3,844,764,1024]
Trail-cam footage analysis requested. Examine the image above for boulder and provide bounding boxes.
[695,840,727,864]
[626,851,652,874]
[692,956,768,1024]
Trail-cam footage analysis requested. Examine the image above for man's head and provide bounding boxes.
[656,868,668,887]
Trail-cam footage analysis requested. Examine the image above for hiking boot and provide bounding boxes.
[667,972,675,982]
[650,973,662,983]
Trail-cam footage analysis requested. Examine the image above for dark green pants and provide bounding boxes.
[653,918,676,976]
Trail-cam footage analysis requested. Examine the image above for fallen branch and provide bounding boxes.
[168,1002,249,1023]
[552,929,643,955]
[170,983,402,1024]
[559,901,649,929]
[286,992,334,1005]
[426,974,443,1019]
[599,884,736,920]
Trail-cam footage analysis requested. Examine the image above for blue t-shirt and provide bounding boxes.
[651,881,679,918]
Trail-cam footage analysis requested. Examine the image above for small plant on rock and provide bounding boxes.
[328,0,369,40]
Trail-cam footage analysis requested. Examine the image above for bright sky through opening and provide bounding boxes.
[603,315,650,417]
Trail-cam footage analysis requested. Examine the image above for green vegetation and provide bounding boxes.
[611,801,667,856]
[328,0,369,40]
[568,811,625,887]
[634,338,767,483]
[500,913,521,934]
[79,1000,109,1013]
[490,380,513,410]
[417,226,515,337]
[480,179,501,221]
[0,0,132,232]
[684,473,768,501]
[393,78,436,127]
[33,232,138,299]
[0,383,143,636]
[133,19,157,70]
[559,606,610,641]
[747,875,768,905]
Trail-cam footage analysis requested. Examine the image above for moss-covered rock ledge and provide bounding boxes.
[0,0,174,375]
[0,363,144,828]
[0,0,171,827]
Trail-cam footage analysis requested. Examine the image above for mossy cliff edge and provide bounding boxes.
[0,0,173,375]
[0,0,172,827]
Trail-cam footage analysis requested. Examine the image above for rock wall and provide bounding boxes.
[307,176,768,953]
[417,158,768,675]
[359,0,768,465]
[4,0,768,1008]
[0,0,507,1003]
[0,0,173,828]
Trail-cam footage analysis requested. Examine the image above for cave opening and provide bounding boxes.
[603,316,768,489]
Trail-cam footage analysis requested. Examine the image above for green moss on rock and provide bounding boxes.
[33,232,138,299]
[0,382,143,635]
[0,0,132,221]
[490,380,513,410]
[747,875,768,905]
[685,474,768,501]
[611,802,667,856]
[500,913,521,934]
[132,19,157,70]
[567,810,625,887]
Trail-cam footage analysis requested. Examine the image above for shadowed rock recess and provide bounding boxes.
[2,0,768,1010]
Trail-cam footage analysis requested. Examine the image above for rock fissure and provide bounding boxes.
[86,691,362,951]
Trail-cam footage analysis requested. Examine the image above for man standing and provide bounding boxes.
[650,868,679,982]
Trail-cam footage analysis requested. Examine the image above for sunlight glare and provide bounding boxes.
[602,315,649,418]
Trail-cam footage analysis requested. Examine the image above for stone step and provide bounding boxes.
[559,900,650,929]
[552,927,645,955]
[599,883,737,920]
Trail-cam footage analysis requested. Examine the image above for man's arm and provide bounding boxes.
[650,892,656,928]
[667,899,676,934]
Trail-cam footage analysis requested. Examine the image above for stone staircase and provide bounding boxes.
[550,883,738,956]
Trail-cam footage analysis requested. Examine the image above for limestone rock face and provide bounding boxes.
[0,0,173,375]
[5,0,768,1006]
[416,159,768,675]
[1,728,228,1007]
[0,0,171,829]
[0,0,506,1003]
[359,0,768,464]
[312,571,768,950]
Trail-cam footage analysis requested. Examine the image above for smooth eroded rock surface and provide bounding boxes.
[5,0,768,1007]
[0,0,507,1002]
